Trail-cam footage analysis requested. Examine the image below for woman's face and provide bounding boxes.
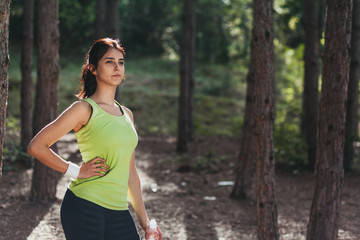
[92,47,125,87]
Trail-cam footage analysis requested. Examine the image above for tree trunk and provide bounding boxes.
[302,0,319,170]
[95,0,105,39]
[0,0,11,184]
[105,0,120,100]
[30,0,61,203]
[306,0,352,239]
[344,0,360,171]
[252,0,279,239]
[231,60,256,199]
[106,0,119,39]
[177,0,196,153]
[20,0,34,166]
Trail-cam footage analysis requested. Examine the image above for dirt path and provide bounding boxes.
[1,133,360,239]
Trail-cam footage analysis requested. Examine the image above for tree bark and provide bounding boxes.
[30,0,61,202]
[344,0,360,171]
[177,0,196,153]
[20,0,34,165]
[95,0,105,39]
[302,0,319,170]
[252,0,279,239]
[231,60,256,199]
[106,0,119,39]
[306,0,352,239]
[0,0,11,184]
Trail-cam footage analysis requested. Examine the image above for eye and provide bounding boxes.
[106,60,113,64]
[119,61,124,65]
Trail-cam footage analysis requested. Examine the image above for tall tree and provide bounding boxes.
[177,0,196,152]
[105,0,120,101]
[106,0,119,39]
[20,0,34,165]
[306,0,352,238]
[231,61,256,199]
[0,0,11,183]
[302,0,319,170]
[95,0,105,39]
[30,0,61,202]
[344,0,360,171]
[252,0,279,238]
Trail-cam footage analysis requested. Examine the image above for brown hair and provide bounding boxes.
[77,38,125,99]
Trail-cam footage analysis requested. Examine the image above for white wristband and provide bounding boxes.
[64,162,80,179]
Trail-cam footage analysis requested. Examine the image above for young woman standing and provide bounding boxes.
[27,38,162,240]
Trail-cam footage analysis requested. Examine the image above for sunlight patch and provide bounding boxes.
[27,203,64,240]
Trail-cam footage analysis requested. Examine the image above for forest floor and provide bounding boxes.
[1,133,360,240]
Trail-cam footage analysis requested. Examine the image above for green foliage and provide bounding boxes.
[275,0,304,48]
[120,0,180,56]
[196,0,229,63]
[6,0,332,169]
[194,95,244,136]
[223,0,252,60]
[273,39,307,166]
[9,0,253,62]
[195,63,236,96]
[3,117,30,171]
[59,1,96,53]
[3,144,30,171]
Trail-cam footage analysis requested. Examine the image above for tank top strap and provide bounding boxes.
[80,98,101,116]
[81,98,131,121]
[114,100,132,122]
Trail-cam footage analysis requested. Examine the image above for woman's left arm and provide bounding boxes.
[125,107,162,239]
[128,153,162,240]
[128,151,148,230]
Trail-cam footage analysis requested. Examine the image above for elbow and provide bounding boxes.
[27,141,38,157]
[26,143,34,156]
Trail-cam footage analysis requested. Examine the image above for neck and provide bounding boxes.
[91,84,117,105]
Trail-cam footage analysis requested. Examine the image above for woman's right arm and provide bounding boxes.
[27,101,109,179]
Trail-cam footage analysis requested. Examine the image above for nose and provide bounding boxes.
[114,62,120,69]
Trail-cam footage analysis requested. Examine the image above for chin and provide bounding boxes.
[115,80,123,86]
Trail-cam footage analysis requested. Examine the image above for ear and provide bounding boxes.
[89,64,96,75]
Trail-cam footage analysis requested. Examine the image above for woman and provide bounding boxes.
[27,38,162,240]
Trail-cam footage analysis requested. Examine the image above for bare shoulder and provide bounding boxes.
[122,105,134,122]
[65,100,92,125]
[69,100,92,114]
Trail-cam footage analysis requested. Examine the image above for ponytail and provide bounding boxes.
[77,64,97,99]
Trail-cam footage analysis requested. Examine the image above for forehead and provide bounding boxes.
[102,47,124,59]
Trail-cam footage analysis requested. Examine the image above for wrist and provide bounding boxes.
[141,218,150,231]
[64,161,80,179]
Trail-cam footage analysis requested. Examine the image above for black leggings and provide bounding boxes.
[60,189,140,240]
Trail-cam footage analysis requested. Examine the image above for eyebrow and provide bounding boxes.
[105,57,124,60]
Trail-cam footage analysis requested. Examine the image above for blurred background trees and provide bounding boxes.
[30,0,61,202]
[2,0,359,238]
[5,0,360,175]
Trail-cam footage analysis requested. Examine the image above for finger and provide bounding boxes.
[91,157,106,163]
[97,169,108,175]
[93,171,106,177]
[95,163,110,169]
[92,164,109,173]
[157,227,163,240]
[93,167,109,175]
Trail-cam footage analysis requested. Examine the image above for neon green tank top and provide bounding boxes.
[69,98,138,210]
